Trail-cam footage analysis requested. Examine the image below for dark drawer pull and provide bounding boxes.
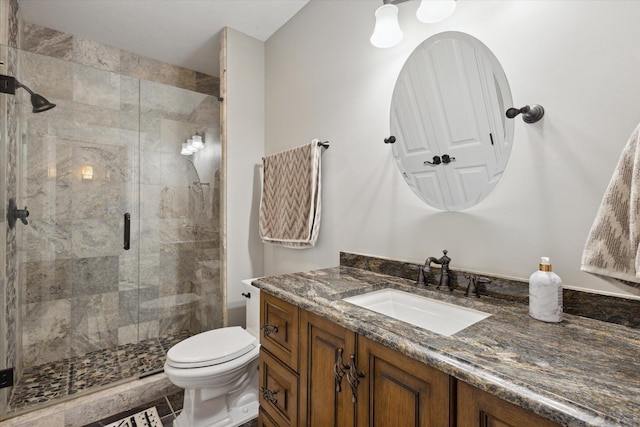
[261,323,279,336]
[346,353,365,403]
[334,347,346,392]
[260,386,278,404]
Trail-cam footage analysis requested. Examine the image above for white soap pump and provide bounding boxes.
[529,257,563,323]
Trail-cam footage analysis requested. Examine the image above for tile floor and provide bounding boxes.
[83,390,258,427]
[8,331,190,413]
[6,330,260,426]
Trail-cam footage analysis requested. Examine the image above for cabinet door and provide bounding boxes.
[456,380,560,427]
[300,310,357,427]
[259,348,299,427]
[261,292,299,372]
[357,335,451,427]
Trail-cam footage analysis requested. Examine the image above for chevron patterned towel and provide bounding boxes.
[581,123,640,284]
[259,140,323,248]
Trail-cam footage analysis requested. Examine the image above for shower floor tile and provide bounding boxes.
[7,331,192,413]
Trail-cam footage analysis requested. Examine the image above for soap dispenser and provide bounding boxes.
[529,257,563,323]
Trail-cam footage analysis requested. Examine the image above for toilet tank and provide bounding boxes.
[242,278,261,338]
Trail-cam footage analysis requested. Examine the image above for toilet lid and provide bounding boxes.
[166,326,258,368]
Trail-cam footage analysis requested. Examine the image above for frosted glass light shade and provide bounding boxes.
[416,0,456,23]
[191,135,204,150]
[370,4,403,48]
[181,142,195,155]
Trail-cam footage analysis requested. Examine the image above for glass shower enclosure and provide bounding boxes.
[0,44,223,418]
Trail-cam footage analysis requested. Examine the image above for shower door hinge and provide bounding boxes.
[0,367,14,389]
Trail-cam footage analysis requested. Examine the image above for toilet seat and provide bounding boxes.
[166,326,258,369]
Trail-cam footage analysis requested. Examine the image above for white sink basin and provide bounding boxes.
[342,288,490,336]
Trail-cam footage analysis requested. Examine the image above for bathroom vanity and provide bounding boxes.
[254,262,639,426]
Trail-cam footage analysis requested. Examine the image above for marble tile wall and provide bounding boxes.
[20,22,220,97]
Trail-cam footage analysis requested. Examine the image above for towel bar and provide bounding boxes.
[506,104,544,124]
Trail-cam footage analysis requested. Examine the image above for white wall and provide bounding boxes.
[225,27,265,326]
[263,0,640,299]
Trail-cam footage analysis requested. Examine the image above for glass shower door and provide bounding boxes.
[10,47,141,412]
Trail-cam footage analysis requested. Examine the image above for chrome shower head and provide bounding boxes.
[0,74,56,113]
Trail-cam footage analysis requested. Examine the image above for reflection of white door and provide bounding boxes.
[391,32,512,211]
[430,37,497,208]
[391,60,452,207]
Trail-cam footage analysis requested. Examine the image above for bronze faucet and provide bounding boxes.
[417,250,453,291]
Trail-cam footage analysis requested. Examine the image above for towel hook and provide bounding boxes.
[506,104,544,124]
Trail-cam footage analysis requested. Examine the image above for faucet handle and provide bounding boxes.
[416,265,428,286]
[464,275,490,298]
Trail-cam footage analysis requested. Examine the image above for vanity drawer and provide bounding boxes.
[258,408,279,427]
[259,348,299,427]
[260,292,299,371]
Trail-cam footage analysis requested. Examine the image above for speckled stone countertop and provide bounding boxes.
[254,266,640,427]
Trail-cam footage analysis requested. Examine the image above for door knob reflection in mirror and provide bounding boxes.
[424,155,442,166]
[442,154,456,164]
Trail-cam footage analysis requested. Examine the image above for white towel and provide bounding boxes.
[259,139,323,248]
[581,123,640,284]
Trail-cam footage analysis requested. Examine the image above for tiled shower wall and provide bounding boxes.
[15,22,222,368]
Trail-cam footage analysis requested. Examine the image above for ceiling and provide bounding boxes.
[17,0,310,77]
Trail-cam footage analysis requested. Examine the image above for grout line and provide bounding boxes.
[164,395,177,419]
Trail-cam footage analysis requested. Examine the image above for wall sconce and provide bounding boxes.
[180,134,205,156]
[370,0,457,48]
[82,165,93,180]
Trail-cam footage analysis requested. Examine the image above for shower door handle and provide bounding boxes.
[124,213,130,250]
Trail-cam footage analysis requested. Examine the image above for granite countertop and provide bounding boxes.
[254,266,640,427]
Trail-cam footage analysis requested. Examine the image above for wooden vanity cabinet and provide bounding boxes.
[456,380,561,427]
[260,292,299,371]
[259,293,300,426]
[299,311,450,427]
[356,335,451,427]
[259,349,299,427]
[299,310,357,426]
[259,292,561,427]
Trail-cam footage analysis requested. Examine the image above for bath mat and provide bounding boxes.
[105,406,161,427]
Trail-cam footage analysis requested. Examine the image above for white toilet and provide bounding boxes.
[164,279,261,427]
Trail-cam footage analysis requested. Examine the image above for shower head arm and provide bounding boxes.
[0,74,35,96]
[14,80,37,97]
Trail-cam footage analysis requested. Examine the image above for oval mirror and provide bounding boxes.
[390,31,514,211]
